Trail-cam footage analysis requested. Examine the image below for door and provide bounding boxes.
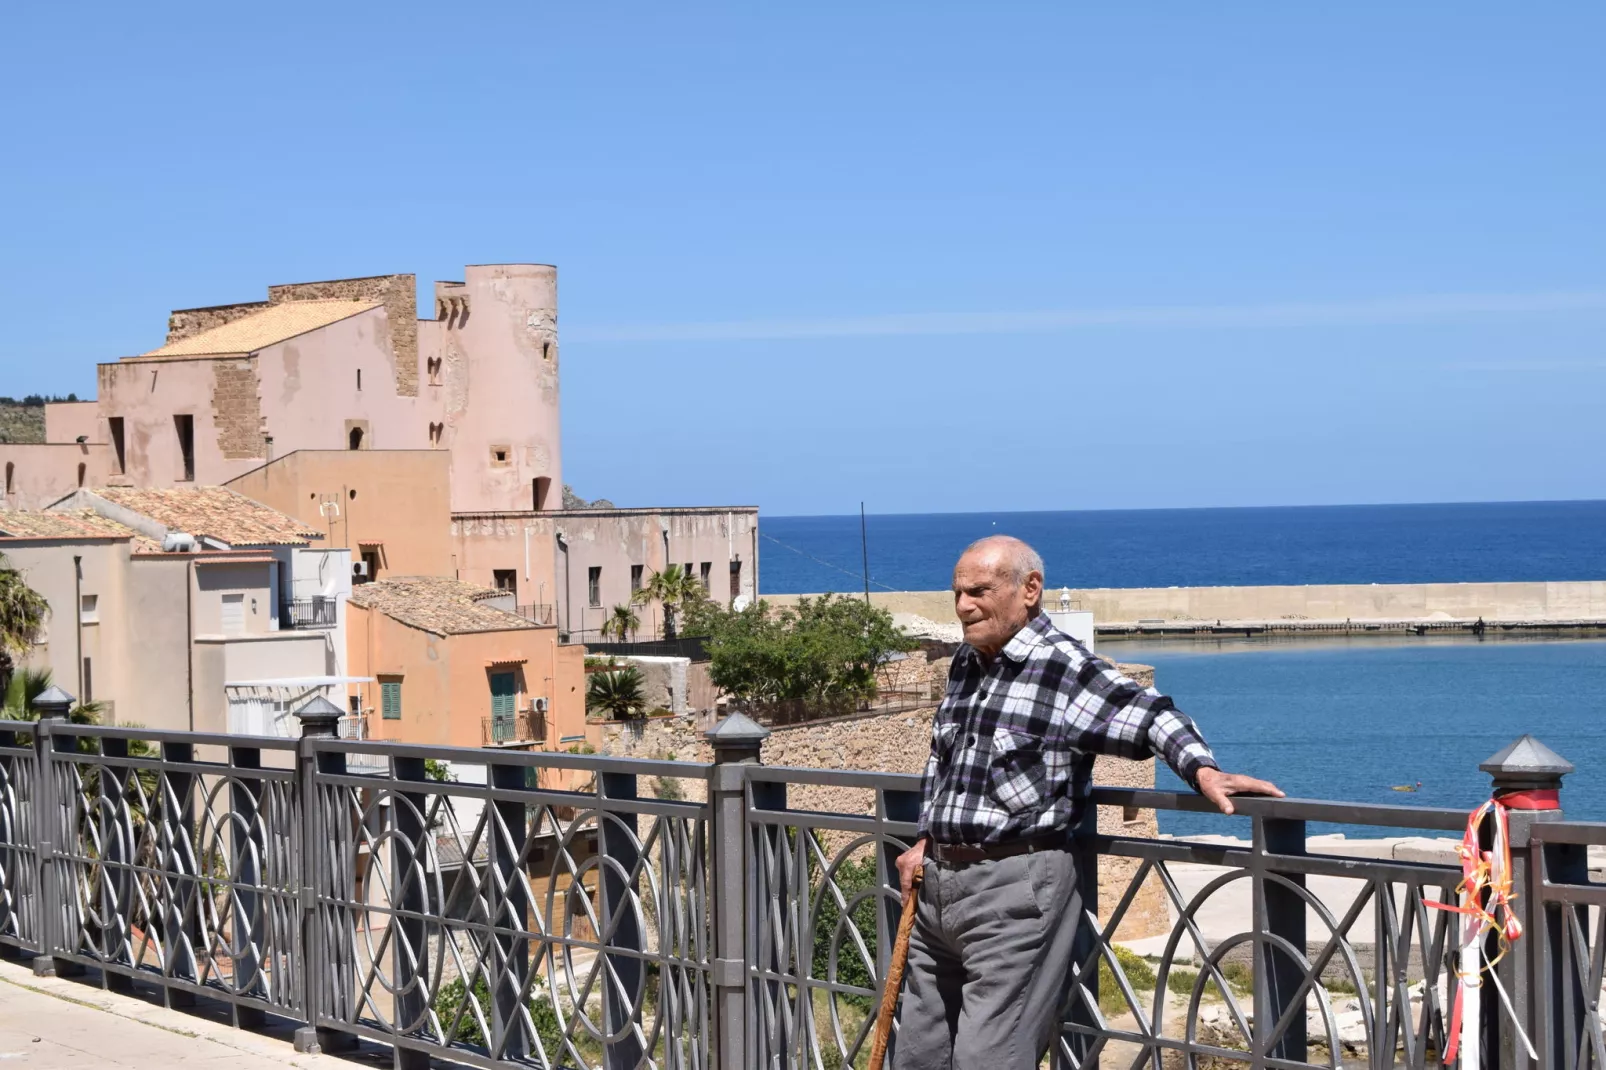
[490,671,517,741]
[221,593,245,636]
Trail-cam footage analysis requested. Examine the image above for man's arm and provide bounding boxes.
[1066,655,1283,814]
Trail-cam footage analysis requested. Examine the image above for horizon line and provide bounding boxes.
[759,495,1606,520]
[568,289,1606,343]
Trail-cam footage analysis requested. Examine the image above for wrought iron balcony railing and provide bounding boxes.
[482,708,547,746]
[0,702,1596,1070]
[280,596,337,629]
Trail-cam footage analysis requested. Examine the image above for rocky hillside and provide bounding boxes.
[0,402,46,444]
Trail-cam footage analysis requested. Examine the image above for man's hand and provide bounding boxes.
[895,837,928,897]
[1196,767,1284,816]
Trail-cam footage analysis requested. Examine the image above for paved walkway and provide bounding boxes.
[0,958,354,1070]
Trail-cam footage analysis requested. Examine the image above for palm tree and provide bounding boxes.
[631,564,706,640]
[600,603,640,642]
[586,667,646,720]
[0,554,49,700]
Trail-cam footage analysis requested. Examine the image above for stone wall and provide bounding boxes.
[268,275,418,396]
[166,301,270,344]
[210,358,264,460]
[596,662,1171,940]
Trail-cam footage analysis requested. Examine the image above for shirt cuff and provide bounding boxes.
[1179,755,1220,794]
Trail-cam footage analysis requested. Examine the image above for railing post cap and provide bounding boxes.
[704,711,770,751]
[1480,733,1574,786]
[294,694,345,737]
[31,684,76,719]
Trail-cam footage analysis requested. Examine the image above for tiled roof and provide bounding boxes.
[135,300,380,358]
[348,576,538,636]
[0,509,138,541]
[93,487,321,546]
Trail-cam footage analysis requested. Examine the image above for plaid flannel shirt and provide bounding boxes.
[918,613,1218,845]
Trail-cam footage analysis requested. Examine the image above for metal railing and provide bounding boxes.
[481,709,548,746]
[583,637,711,662]
[0,698,1600,1070]
[280,596,337,629]
[516,604,556,626]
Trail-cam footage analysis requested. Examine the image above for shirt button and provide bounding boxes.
[967,735,976,747]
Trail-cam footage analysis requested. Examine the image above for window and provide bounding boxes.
[490,672,516,722]
[427,357,443,385]
[356,368,362,391]
[359,549,380,583]
[490,445,511,467]
[700,562,712,591]
[174,414,195,481]
[587,566,602,607]
[381,678,403,720]
[108,418,126,474]
[532,476,551,511]
[221,593,245,636]
[493,569,517,599]
[3,462,11,497]
[630,565,644,592]
[82,658,93,704]
[428,422,443,446]
[79,594,98,624]
[348,426,365,451]
[729,559,742,600]
[76,463,85,487]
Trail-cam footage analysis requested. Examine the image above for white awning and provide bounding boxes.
[224,675,374,689]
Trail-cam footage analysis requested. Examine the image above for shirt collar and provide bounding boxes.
[999,613,1053,663]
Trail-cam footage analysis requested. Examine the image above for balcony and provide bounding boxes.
[280,596,337,630]
[515,603,555,625]
[481,707,547,746]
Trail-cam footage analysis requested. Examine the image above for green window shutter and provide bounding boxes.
[490,672,516,721]
[381,681,402,720]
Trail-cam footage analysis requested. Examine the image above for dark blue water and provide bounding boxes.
[759,501,1606,594]
[1117,636,1606,838]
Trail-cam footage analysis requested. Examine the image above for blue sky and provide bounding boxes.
[3,3,1603,516]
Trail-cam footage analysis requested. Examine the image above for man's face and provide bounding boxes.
[952,548,1040,657]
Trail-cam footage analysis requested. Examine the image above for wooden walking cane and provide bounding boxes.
[868,868,923,1070]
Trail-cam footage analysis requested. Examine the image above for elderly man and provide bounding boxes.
[892,536,1281,1069]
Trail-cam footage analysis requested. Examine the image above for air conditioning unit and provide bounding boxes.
[352,560,369,578]
[531,697,549,714]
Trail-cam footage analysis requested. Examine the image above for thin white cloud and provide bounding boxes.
[568,290,1606,343]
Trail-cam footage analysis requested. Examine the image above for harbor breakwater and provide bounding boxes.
[767,580,1606,639]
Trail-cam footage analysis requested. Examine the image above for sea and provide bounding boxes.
[759,501,1606,838]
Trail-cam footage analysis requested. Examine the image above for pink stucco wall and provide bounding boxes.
[451,507,759,641]
[420,265,563,514]
[44,402,101,445]
[0,443,112,510]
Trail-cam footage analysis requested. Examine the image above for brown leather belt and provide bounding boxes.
[928,832,1068,865]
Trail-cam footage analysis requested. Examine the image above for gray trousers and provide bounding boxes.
[892,848,1083,1069]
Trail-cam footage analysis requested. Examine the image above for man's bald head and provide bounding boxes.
[958,535,1045,590]
[952,536,1046,657]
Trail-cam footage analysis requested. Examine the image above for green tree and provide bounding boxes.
[631,564,705,640]
[685,593,916,706]
[586,666,646,720]
[600,603,640,642]
[0,554,49,700]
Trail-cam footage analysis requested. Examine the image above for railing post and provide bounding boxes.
[877,783,922,1067]
[293,696,356,1054]
[1256,814,1308,1066]
[0,718,17,955]
[487,760,531,1063]
[1480,735,1572,1070]
[704,712,769,1070]
[160,736,199,1007]
[30,686,78,978]
[599,767,644,1070]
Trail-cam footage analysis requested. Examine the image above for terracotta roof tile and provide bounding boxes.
[134,300,379,358]
[0,509,138,541]
[93,487,321,546]
[348,576,538,636]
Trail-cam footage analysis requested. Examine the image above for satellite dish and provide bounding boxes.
[732,595,751,612]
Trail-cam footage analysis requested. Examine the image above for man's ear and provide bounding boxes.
[1023,570,1043,607]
